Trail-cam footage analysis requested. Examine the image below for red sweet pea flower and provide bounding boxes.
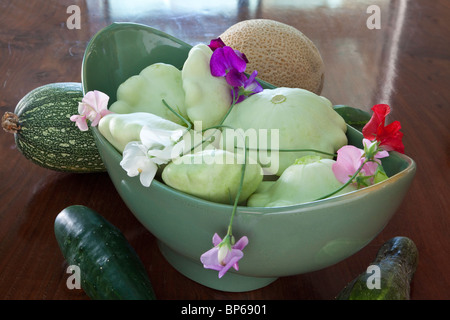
[362,104,405,154]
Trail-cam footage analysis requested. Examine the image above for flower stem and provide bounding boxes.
[227,136,248,237]
[219,93,239,126]
[205,124,337,158]
[162,99,192,131]
[314,158,381,201]
[235,146,336,157]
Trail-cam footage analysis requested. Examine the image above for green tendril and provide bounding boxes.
[314,158,380,201]
[218,94,239,126]
[235,146,336,157]
[162,99,192,131]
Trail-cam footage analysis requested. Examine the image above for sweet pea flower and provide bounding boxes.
[70,90,112,131]
[332,145,365,184]
[230,70,263,103]
[362,104,404,153]
[120,126,184,187]
[332,140,389,186]
[120,141,158,187]
[200,233,249,278]
[210,45,248,78]
[362,138,381,160]
[332,104,404,189]
[207,37,226,51]
[207,37,262,106]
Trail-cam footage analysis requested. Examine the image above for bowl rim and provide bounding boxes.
[81,21,192,93]
[92,126,416,215]
[83,21,416,215]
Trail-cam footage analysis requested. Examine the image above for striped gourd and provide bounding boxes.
[2,82,105,173]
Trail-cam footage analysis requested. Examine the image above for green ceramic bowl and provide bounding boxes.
[82,22,416,292]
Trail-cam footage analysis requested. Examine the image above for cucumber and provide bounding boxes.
[54,205,156,300]
[336,236,419,300]
[333,105,371,132]
[1,82,105,172]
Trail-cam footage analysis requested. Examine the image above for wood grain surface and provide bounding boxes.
[0,0,449,300]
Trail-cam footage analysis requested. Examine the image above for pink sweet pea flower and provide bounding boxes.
[362,138,389,176]
[332,141,389,186]
[70,90,112,131]
[70,114,89,131]
[200,233,249,278]
[332,145,365,184]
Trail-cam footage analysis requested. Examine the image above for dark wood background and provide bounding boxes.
[0,0,449,300]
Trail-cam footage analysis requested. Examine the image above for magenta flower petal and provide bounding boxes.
[226,68,247,87]
[228,70,263,103]
[243,70,263,94]
[210,47,227,77]
[208,37,226,51]
[210,46,248,77]
[223,46,247,73]
[236,50,249,64]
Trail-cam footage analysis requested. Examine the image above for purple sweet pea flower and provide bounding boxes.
[207,37,261,104]
[210,46,248,78]
[200,233,249,278]
[230,70,263,103]
[207,37,226,51]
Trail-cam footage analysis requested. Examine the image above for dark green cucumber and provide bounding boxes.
[2,82,105,172]
[54,205,156,300]
[336,236,419,300]
[333,105,371,132]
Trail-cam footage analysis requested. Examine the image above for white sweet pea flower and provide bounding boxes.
[120,141,158,187]
[120,126,185,187]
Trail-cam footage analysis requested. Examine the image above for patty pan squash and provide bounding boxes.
[181,44,232,130]
[221,87,348,175]
[108,63,188,125]
[98,112,185,153]
[162,149,263,204]
[247,156,357,207]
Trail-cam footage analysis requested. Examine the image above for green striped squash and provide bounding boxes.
[2,82,105,173]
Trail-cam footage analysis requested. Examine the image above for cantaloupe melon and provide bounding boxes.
[220,19,325,95]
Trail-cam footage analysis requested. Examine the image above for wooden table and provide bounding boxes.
[0,0,449,300]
